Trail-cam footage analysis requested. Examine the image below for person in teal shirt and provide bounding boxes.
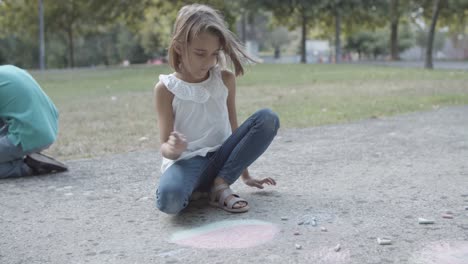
[0,65,67,178]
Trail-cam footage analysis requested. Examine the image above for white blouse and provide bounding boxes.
[158,66,232,172]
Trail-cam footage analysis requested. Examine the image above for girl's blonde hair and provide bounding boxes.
[168,4,256,76]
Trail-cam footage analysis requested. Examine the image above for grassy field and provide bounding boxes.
[30,64,468,160]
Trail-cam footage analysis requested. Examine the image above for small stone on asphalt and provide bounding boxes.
[295,244,302,250]
[320,227,328,232]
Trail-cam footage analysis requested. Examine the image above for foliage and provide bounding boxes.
[416,28,445,50]
[345,23,414,59]
[0,0,466,68]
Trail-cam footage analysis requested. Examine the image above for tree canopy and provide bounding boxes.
[0,0,465,69]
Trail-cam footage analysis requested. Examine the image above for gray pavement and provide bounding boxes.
[1,106,468,264]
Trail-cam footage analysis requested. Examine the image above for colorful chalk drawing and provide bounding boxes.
[410,241,468,264]
[170,219,279,249]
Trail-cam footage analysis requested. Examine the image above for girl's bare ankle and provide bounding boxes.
[213,177,226,186]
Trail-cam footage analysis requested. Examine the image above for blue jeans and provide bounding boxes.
[156,108,280,214]
[0,120,37,178]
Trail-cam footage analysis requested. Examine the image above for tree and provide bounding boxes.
[425,0,446,69]
[437,0,468,59]
[0,0,151,68]
[46,0,150,68]
[312,0,386,63]
[0,1,40,68]
[345,25,414,59]
[377,0,418,61]
[390,0,401,60]
[319,0,364,63]
[259,0,325,63]
[345,31,376,59]
[138,2,174,58]
[267,27,291,58]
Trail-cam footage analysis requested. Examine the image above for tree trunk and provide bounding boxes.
[300,8,307,64]
[335,6,341,64]
[274,47,280,59]
[241,10,247,44]
[425,0,443,69]
[38,0,45,70]
[390,0,400,61]
[67,26,75,68]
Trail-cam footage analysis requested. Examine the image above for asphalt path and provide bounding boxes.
[1,106,467,264]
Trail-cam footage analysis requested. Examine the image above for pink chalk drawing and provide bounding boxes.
[170,219,279,249]
[410,241,468,264]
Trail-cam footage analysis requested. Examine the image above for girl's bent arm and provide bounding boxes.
[222,70,251,180]
[222,70,238,131]
[154,81,183,160]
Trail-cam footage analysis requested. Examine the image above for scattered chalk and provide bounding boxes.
[418,218,435,224]
[377,237,392,245]
[334,244,341,252]
[442,213,454,219]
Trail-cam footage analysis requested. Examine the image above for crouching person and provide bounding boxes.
[0,65,67,178]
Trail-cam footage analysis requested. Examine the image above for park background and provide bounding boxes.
[0,0,467,160]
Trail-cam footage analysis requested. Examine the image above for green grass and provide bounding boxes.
[30,64,468,160]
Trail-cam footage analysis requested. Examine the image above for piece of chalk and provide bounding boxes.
[377,237,392,245]
[418,218,435,224]
[334,244,341,252]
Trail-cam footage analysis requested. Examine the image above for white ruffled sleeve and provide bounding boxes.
[159,74,210,103]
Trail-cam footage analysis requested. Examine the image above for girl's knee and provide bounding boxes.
[255,108,280,133]
[156,185,188,215]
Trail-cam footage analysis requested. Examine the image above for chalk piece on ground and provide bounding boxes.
[334,244,341,252]
[418,218,435,224]
[442,213,454,219]
[377,237,392,245]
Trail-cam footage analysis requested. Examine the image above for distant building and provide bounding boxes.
[306,40,331,63]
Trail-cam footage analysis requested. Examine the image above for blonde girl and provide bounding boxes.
[154,4,279,214]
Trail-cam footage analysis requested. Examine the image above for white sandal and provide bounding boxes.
[209,183,249,213]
